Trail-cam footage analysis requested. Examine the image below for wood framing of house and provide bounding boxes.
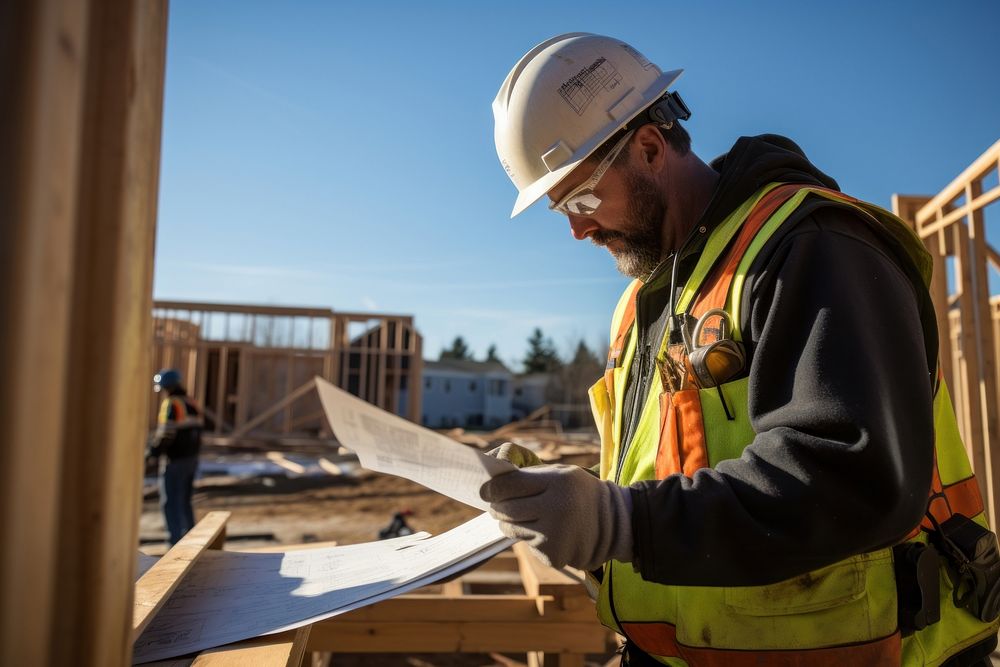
[151,301,424,434]
[894,138,1000,527]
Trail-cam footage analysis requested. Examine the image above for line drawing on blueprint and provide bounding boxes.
[558,57,622,115]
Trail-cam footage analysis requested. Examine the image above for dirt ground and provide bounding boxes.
[142,470,482,549]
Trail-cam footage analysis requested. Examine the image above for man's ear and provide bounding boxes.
[632,124,668,173]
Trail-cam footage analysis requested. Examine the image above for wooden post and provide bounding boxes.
[216,346,229,434]
[133,512,231,641]
[952,219,990,508]
[376,319,389,410]
[966,180,1000,525]
[410,328,424,423]
[893,195,953,392]
[0,1,168,665]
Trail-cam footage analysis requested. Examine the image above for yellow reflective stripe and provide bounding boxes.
[611,331,639,476]
[605,280,642,479]
[727,187,817,341]
[934,381,974,484]
[675,182,784,316]
[157,398,172,425]
[588,377,615,480]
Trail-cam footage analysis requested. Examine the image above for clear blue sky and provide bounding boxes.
[154,1,1000,370]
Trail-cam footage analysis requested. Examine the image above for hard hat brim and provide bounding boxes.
[509,68,684,219]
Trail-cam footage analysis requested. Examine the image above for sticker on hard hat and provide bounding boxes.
[558,57,622,115]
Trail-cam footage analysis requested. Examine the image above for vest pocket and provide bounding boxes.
[656,388,709,478]
[724,559,866,616]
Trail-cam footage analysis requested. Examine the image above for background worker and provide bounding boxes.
[150,368,203,546]
[483,33,1000,665]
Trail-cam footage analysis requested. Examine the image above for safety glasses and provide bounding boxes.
[549,130,635,216]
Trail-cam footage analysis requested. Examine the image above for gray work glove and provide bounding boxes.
[485,442,543,468]
[480,464,634,571]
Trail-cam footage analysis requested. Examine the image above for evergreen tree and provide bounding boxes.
[485,343,501,363]
[523,328,562,373]
[546,338,604,427]
[440,336,473,361]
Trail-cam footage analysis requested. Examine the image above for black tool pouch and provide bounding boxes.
[931,513,1000,623]
[894,541,942,635]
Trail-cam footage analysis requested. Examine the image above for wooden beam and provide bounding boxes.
[0,2,90,663]
[409,331,424,423]
[133,511,231,641]
[1,1,169,665]
[891,194,932,232]
[514,543,590,614]
[226,378,316,441]
[306,621,608,654]
[966,180,1000,525]
[317,458,343,476]
[952,220,989,495]
[214,347,229,434]
[190,626,311,667]
[266,451,307,475]
[917,180,1000,238]
[916,139,1000,226]
[154,300,334,319]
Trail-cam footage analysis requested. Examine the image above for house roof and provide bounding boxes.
[424,359,511,375]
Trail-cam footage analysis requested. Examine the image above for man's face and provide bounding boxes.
[548,150,666,279]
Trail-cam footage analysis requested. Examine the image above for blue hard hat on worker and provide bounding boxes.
[153,368,182,393]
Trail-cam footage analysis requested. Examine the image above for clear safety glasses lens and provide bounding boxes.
[550,130,634,216]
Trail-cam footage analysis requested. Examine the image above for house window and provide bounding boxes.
[488,379,508,396]
[425,378,432,389]
[444,379,451,393]
[469,381,477,392]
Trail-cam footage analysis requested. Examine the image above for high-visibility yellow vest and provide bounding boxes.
[588,183,999,666]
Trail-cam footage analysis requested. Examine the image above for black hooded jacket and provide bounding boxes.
[626,135,937,586]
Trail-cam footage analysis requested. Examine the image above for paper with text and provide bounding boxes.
[133,513,513,663]
[315,377,514,509]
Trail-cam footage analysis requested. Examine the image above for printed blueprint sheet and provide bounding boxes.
[133,514,513,663]
[315,377,514,510]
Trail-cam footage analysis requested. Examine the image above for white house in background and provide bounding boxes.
[421,359,513,429]
[512,373,550,420]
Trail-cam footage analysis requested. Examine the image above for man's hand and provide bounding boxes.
[484,442,543,468]
[479,464,633,571]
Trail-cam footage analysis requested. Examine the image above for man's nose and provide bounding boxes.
[568,215,600,241]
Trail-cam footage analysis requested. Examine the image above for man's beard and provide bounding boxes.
[590,169,665,279]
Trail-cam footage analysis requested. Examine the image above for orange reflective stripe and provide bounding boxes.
[609,281,642,362]
[621,622,901,667]
[606,281,642,396]
[691,184,848,319]
[903,446,985,539]
[172,397,187,422]
[926,476,985,528]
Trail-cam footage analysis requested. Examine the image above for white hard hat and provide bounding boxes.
[494,33,685,218]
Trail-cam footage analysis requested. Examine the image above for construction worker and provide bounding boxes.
[482,33,1000,665]
[150,368,203,546]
